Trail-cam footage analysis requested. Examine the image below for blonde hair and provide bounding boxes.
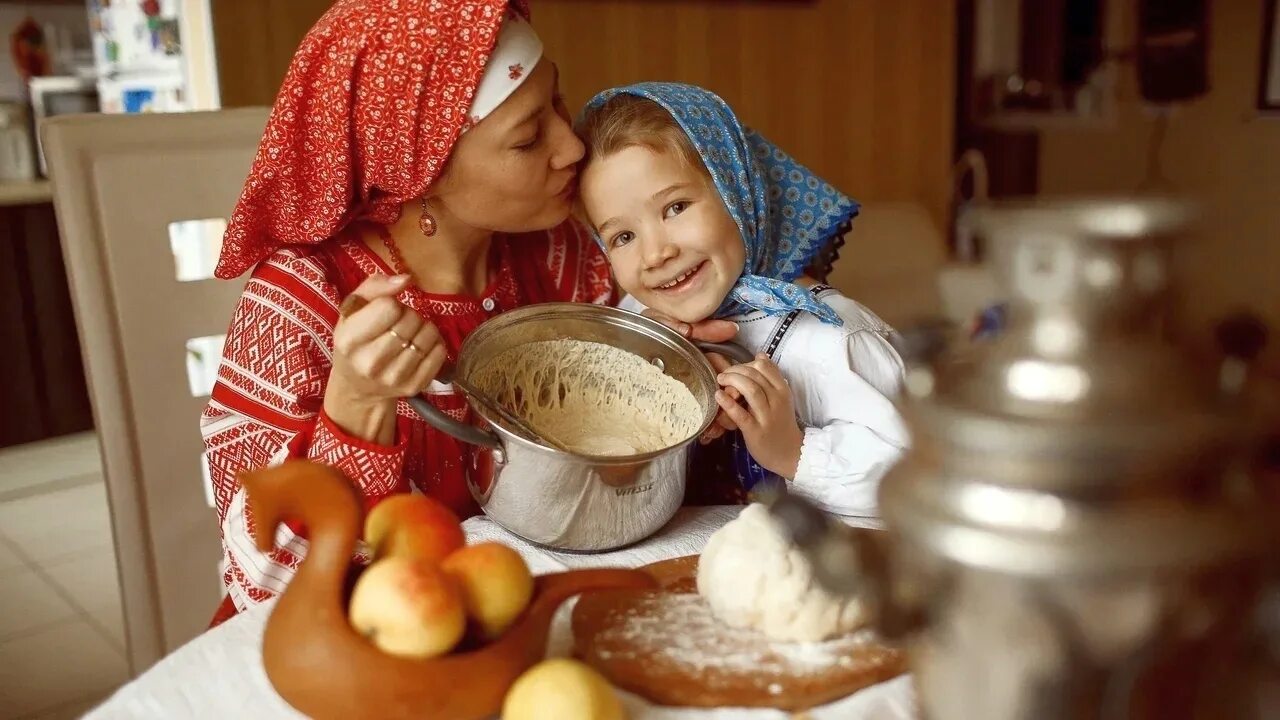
[578,94,709,179]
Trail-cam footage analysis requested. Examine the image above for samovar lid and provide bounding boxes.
[877,197,1274,574]
[908,197,1238,490]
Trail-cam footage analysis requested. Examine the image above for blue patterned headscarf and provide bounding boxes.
[582,82,858,326]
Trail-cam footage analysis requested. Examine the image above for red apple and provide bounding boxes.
[364,493,465,563]
[442,542,534,639]
[348,556,466,659]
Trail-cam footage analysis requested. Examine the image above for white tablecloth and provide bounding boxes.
[86,507,915,719]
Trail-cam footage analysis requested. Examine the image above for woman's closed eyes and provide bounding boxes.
[512,130,541,151]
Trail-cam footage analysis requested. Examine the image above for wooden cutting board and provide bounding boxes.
[572,555,908,711]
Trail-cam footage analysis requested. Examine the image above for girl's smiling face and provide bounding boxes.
[581,145,745,324]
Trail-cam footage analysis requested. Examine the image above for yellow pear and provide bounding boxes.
[502,658,627,720]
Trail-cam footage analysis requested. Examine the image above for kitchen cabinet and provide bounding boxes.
[0,191,93,448]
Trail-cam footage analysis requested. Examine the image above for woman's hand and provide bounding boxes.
[324,274,448,444]
[714,354,804,479]
[640,308,741,444]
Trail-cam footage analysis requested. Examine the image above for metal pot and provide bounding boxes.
[408,303,750,552]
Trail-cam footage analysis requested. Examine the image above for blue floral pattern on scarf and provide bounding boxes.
[583,82,858,326]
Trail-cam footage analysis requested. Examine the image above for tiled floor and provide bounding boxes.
[0,433,126,719]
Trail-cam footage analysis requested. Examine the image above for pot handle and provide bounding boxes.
[339,294,505,455]
[406,396,504,455]
[694,341,755,365]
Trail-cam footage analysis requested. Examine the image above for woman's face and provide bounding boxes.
[431,59,583,233]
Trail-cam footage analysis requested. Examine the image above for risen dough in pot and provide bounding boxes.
[697,503,869,642]
[470,338,703,456]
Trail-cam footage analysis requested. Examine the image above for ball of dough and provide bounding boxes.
[697,503,868,642]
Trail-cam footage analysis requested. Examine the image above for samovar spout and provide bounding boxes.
[763,490,933,640]
[764,492,867,598]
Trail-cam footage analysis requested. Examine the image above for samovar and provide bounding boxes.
[769,198,1277,719]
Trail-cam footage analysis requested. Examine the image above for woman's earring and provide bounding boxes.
[418,197,437,237]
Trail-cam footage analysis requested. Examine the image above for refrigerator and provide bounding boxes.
[86,0,220,114]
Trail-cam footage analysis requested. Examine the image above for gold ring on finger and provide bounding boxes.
[388,328,411,348]
[388,328,425,354]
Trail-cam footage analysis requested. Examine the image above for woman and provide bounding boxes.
[203,0,733,621]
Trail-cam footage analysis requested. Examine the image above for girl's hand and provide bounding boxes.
[714,354,803,478]
[639,307,740,443]
[324,274,447,443]
[699,352,739,444]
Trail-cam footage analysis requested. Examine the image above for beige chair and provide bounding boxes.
[826,201,1000,329]
[42,108,269,675]
[826,201,948,328]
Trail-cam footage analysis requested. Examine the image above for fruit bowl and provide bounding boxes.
[242,462,656,720]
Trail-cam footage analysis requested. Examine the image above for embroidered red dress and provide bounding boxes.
[203,222,612,619]
[200,0,616,623]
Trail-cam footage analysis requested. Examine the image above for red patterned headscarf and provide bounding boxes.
[215,0,530,280]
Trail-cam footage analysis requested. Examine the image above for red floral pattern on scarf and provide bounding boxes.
[215,0,530,279]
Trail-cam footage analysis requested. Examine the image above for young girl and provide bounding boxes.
[577,82,909,519]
